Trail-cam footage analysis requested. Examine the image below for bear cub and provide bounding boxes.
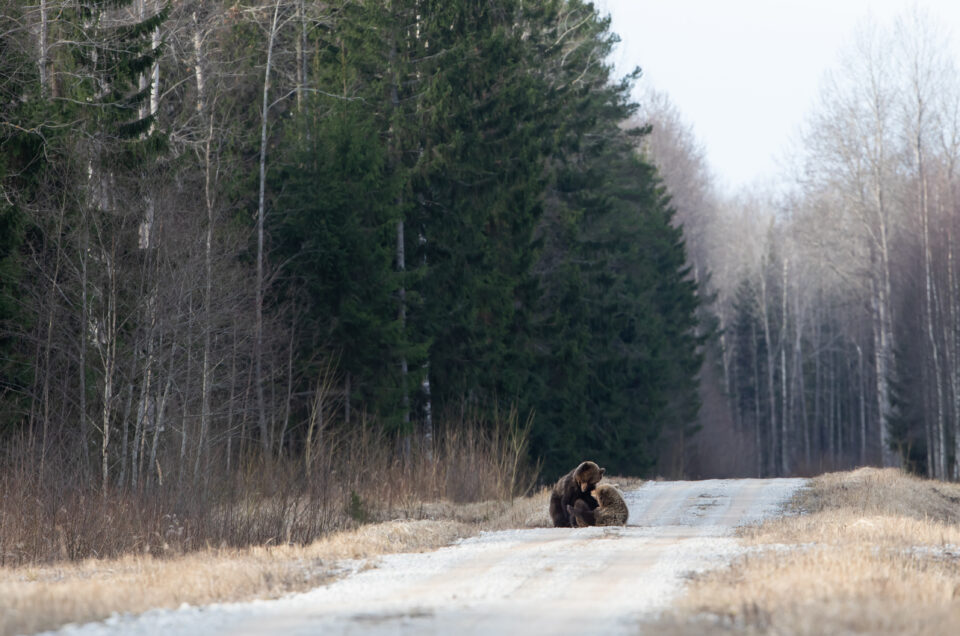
[549,460,605,528]
[567,483,628,527]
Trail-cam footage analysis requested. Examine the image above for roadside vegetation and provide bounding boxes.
[0,415,541,636]
[656,468,960,634]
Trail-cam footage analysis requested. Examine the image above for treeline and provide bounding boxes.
[649,10,960,479]
[0,0,704,490]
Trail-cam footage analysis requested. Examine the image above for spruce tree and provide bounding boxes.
[0,1,43,432]
[526,1,704,477]
[407,0,548,415]
[271,96,412,426]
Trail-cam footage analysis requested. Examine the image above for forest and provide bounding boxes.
[653,10,960,481]
[2,0,960,565]
[0,0,702,544]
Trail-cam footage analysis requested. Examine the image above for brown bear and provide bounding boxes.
[549,460,605,527]
[567,483,628,527]
[566,498,595,528]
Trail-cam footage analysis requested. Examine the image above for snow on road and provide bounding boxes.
[45,478,806,636]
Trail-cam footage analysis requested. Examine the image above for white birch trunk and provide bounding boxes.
[918,146,946,478]
[872,145,898,469]
[38,0,49,95]
[295,0,306,111]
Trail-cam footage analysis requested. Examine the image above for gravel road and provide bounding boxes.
[48,478,806,636]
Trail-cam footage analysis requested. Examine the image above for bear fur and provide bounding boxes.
[548,460,605,527]
[566,498,596,528]
[593,483,628,525]
[568,483,628,527]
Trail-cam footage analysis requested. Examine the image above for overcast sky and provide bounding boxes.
[597,0,960,193]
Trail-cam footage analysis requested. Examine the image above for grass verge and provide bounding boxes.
[654,467,960,635]
[1,488,550,636]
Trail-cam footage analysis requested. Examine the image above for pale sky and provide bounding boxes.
[597,0,960,193]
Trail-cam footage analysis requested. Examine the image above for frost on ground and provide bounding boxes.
[41,478,806,636]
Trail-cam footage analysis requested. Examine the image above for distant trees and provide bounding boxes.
[0,0,706,486]
[779,9,960,478]
[659,8,960,479]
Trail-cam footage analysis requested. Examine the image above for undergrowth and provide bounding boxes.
[0,412,537,567]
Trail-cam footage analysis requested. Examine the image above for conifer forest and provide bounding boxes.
[2,0,960,505]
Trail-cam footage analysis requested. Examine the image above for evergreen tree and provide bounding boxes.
[730,277,765,434]
[407,0,548,415]
[272,96,413,426]
[222,0,706,478]
[534,130,703,477]
[525,1,704,477]
[0,1,44,431]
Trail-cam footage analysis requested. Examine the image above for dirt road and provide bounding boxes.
[52,478,806,636]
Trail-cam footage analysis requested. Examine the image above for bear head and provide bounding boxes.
[592,483,619,506]
[573,460,605,492]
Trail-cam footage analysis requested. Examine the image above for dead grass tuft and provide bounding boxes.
[653,468,960,635]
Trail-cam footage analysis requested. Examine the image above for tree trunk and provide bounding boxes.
[389,23,411,436]
[132,298,157,490]
[101,242,119,494]
[856,344,866,466]
[118,382,133,488]
[179,292,193,487]
[198,116,215,478]
[295,0,306,112]
[794,305,810,470]
[279,314,296,456]
[79,223,90,478]
[759,265,778,476]
[148,352,174,487]
[751,320,762,477]
[227,317,239,474]
[255,0,283,454]
[948,221,960,479]
[873,183,897,468]
[915,138,947,477]
[40,210,65,478]
[780,257,789,475]
[38,0,49,95]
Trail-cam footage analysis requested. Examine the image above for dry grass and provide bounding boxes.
[655,468,960,635]
[0,412,539,568]
[1,488,550,636]
[0,409,549,636]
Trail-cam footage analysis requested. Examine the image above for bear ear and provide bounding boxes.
[600,467,606,476]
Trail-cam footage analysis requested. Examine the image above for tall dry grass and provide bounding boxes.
[0,410,546,635]
[655,468,960,635]
[0,411,537,567]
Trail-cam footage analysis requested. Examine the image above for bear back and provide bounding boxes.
[592,483,628,526]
